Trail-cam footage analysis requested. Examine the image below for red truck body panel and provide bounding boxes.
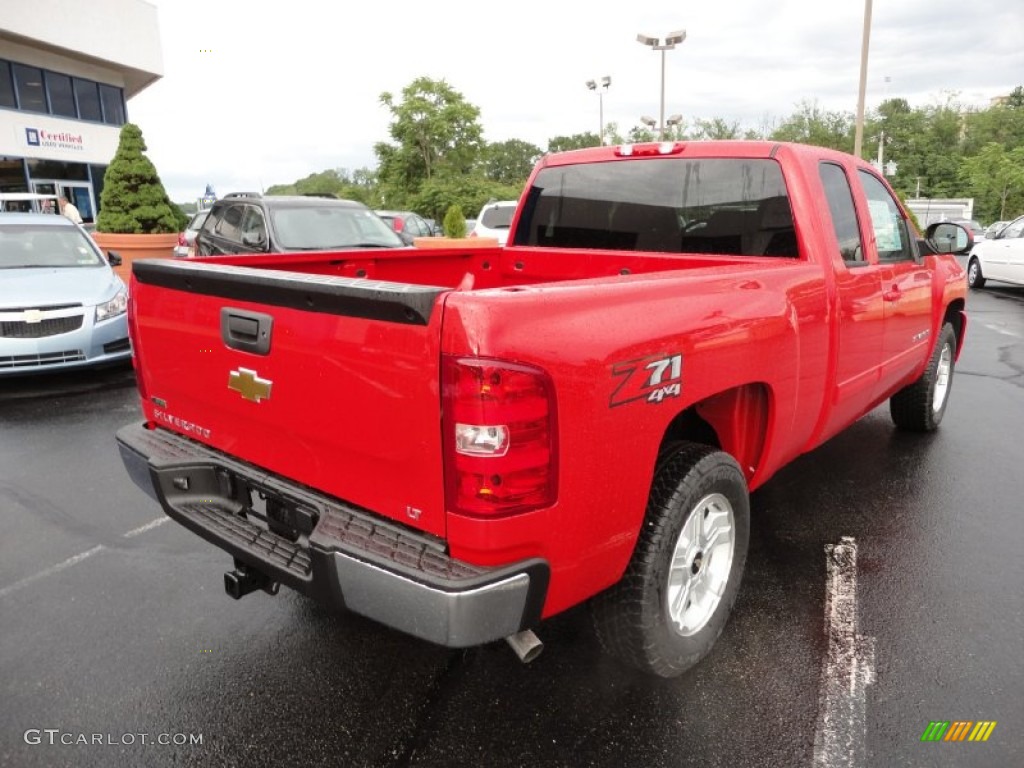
[124,140,967,624]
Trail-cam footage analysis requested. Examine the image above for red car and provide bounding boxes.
[118,141,970,677]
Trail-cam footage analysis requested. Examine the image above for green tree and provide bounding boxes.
[960,143,1024,221]
[547,133,601,153]
[962,95,1024,157]
[692,117,741,140]
[96,123,185,233]
[374,77,484,205]
[770,101,853,152]
[412,175,521,224]
[442,204,467,238]
[266,167,381,206]
[484,139,542,186]
[625,125,657,143]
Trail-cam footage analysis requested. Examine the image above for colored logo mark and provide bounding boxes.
[25,128,40,146]
[921,721,997,743]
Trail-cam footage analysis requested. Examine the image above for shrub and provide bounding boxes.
[443,204,467,238]
[96,123,186,234]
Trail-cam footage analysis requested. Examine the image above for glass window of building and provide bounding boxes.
[13,64,47,113]
[99,84,125,125]
[0,157,29,193]
[45,71,77,118]
[0,61,16,108]
[74,78,102,121]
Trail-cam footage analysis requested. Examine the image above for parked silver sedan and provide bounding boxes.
[0,213,131,375]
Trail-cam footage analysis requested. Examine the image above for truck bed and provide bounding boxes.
[194,244,772,292]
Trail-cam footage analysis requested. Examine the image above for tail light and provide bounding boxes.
[393,218,404,232]
[177,232,187,246]
[468,231,478,238]
[442,356,558,516]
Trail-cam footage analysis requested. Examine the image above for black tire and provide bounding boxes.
[591,442,750,678]
[967,257,986,289]
[890,322,957,432]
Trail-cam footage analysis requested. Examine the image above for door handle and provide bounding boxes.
[221,308,273,354]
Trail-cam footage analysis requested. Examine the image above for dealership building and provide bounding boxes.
[0,0,163,224]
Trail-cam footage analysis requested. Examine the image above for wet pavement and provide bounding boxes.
[1,286,1022,768]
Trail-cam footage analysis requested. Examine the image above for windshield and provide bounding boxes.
[481,205,516,229]
[189,210,210,231]
[0,223,105,268]
[270,206,404,249]
[515,158,796,257]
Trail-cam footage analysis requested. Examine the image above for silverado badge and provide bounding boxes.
[228,368,273,403]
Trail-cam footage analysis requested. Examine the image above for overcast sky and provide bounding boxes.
[128,0,1024,204]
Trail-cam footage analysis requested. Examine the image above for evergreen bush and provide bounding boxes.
[442,204,466,238]
[96,123,186,234]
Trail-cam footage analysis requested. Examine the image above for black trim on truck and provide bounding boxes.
[133,260,444,326]
[115,422,549,647]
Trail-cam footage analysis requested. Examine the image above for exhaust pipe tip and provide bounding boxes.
[505,629,543,664]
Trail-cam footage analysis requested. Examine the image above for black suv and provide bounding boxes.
[194,193,406,257]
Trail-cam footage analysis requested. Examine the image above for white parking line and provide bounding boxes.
[0,545,105,599]
[123,516,169,538]
[982,323,1021,338]
[812,537,876,768]
[0,517,168,600]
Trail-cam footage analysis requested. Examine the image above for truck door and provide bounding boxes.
[817,162,886,434]
[857,170,934,392]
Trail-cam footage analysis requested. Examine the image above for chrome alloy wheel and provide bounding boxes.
[666,492,736,637]
[932,342,953,414]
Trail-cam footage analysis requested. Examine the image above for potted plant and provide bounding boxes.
[92,123,186,282]
[413,204,498,249]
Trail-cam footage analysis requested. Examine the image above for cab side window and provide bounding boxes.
[858,170,913,262]
[999,218,1024,239]
[240,206,268,250]
[819,163,864,265]
[214,205,244,244]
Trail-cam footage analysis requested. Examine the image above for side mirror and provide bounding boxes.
[107,250,123,267]
[923,222,973,255]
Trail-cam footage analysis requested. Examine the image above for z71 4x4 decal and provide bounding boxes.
[610,353,684,407]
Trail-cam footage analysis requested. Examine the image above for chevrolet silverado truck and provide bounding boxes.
[116,141,970,677]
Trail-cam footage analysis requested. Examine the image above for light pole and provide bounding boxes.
[636,30,686,139]
[853,0,873,158]
[585,76,612,145]
[640,114,683,139]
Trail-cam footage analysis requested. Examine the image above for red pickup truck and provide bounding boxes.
[117,141,970,677]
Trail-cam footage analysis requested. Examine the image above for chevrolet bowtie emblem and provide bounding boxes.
[228,368,272,403]
[23,309,44,324]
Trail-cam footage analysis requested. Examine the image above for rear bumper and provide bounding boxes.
[115,422,548,647]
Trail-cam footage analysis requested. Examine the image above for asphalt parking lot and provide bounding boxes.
[1,286,1022,768]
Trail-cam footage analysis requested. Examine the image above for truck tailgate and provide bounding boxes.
[130,260,449,537]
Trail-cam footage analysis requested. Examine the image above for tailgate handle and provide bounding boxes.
[221,308,273,355]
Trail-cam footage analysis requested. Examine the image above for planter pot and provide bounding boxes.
[91,232,178,284]
[413,236,499,249]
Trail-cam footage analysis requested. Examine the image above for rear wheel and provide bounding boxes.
[591,443,750,678]
[890,322,957,432]
[967,258,986,289]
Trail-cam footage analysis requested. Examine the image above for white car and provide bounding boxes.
[470,200,518,245]
[967,214,1024,289]
[173,209,211,258]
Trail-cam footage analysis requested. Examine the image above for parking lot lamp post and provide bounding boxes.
[637,30,686,139]
[665,113,684,139]
[586,76,612,145]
